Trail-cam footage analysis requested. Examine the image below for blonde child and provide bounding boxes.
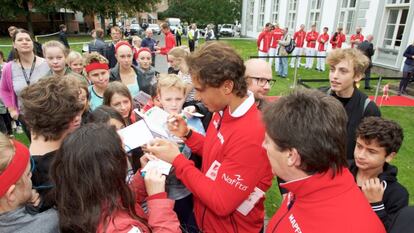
[66,51,86,78]
[156,74,204,232]
[42,41,87,83]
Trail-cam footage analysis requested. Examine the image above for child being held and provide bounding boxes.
[350,116,409,231]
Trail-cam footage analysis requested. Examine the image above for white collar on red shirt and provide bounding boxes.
[228,91,255,118]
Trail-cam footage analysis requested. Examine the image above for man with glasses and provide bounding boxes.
[245,59,275,110]
[105,26,123,68]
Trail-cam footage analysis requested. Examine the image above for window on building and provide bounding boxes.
[376,0,410,66]
[387,0,410,3]
[287,0,298,30]
[338,0,357,34]
[271,0,280,24]
[383,2,409,49]
[246,0,254,31]
[257,0,266,32]
[308,0,322,28]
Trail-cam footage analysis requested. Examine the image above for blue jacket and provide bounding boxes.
[403,45,414,66]
[141,37,157,52]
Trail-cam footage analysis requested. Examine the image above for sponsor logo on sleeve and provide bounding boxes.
[221,173,248,191]
[289,214,302,233]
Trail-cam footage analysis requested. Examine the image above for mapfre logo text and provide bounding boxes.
[221,173,248,191]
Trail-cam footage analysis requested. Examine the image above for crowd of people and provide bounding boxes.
[0,21,412,233]
[256,23,381,89]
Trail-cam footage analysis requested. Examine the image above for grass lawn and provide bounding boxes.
[1,36,413,217]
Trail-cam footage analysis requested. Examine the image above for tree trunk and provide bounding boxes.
[112,12,116,28]
[100,14,106,36]
[50,13,55,32]
[22,0,34,35]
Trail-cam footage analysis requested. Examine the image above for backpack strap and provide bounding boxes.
[363,97,371,113]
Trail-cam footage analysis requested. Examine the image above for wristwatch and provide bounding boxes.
[184,129,193,139]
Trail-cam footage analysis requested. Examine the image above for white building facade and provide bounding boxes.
[241,0,414,71]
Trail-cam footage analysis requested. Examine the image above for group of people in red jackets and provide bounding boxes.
[257,23,366,72]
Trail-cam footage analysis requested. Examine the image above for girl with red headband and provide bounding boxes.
[0,133,59,233]
[84,52,110,111]
[110,41,155,99]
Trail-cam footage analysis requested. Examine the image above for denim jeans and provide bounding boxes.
[278,57,288,77]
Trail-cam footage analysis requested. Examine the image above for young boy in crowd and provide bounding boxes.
[155,74,204,232]
[350,116,409,230]
[20,75,85,212]
[326,48,381,161]
[157,74,205,134]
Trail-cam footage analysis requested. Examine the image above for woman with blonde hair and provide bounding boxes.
[168,46,196,105]
[42,40,87,83]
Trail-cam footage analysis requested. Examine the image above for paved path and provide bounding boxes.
[153,34,169,74]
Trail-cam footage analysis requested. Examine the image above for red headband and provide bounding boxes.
[136,47,152,58]
[115,41,133,54]
[0,140,30,197]
[85,62,109,73]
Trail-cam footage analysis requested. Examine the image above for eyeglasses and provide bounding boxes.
[249,77,276,87]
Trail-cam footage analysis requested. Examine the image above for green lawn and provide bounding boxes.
[2,36,413,218]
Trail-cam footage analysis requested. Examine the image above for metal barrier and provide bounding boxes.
[249,54,327,88]
[298,76,406,102]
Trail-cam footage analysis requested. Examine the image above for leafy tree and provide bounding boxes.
[0,0,160,35]
[0,0,59,34]
[159,0,241,25]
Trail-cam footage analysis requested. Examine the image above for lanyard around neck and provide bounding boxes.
[19,56,37,86]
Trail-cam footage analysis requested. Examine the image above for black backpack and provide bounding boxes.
[285,38,296,54]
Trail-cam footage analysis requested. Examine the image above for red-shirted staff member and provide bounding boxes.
[257,23,272,61]
[144,42,273,233]
[290,24,306,68]
[155,23,176,56]
[330,27,346,49]
[350,27,364,48]
[268,23,284,72]
[316,27,329,71]
[305,24,319,69]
